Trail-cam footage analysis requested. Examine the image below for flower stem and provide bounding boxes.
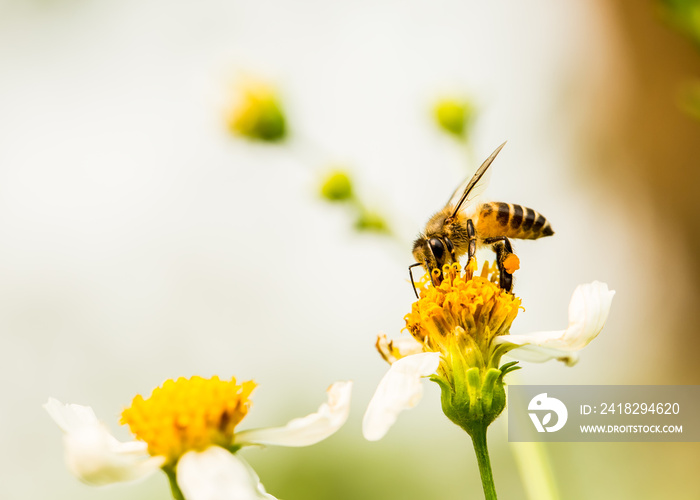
[470,425,498,500]
[164,466,186,500]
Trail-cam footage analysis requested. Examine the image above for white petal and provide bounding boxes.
[44,399,164,486]
[502,344,581,366]
[177,446,276,500]
[362,352,440,441]
[496,281,615,366]
[376,334,424,364]
[44,397,99,433]
[387,337,423,356]
[235,381,352,447]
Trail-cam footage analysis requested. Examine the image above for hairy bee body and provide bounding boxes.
[474,202,553,241]
[409,143,554,294]
[416,202,553,268]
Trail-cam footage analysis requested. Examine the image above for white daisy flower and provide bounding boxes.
[363,260,613,441]
[45,376,352,500]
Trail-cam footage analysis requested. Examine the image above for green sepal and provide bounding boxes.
[225,443,244,454]
[481,368,501,410]
[498,360,519,373]
[440,366,506,437]
[466,367,482,419]
[430,374,452,395]
[498,361,521,383]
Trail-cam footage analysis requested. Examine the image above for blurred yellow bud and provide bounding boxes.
[320,170,354,202]
[434,98,474,139]
[658,0,700,47]
[228,80,287,142]
[355,209,390,234]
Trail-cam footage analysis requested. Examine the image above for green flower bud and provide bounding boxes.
[434,98,475,139]
[354,209,390,234]
[228,80,287,142]
[320,170,354,202]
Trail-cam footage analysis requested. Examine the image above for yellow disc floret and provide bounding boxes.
[120,376,256,464]
[405,261,521,361]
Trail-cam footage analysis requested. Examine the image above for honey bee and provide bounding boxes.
[410,142,554,296]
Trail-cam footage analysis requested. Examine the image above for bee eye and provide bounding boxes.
[429,238,445,260]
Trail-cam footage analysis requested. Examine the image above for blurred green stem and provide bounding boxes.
[471,425,498,500]
[165,467,185,500]
[511,441,560,500]
[507,374,560,500]
[462,140,476,174]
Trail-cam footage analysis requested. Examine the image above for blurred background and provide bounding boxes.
[1,0,699,498]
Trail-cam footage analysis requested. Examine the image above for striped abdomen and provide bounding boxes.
[475,202,554,240]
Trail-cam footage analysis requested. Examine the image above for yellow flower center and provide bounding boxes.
[405,260,521,358]
[120,376,256,464]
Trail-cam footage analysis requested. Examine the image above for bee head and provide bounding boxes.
[412,236,451,286]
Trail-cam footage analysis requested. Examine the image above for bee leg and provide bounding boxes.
[467,219,477,264]
[494,242,514,293]
[483,237,516,293]
[444,237,458,267]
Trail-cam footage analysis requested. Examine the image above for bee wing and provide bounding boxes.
[447,141,506,218]
[446,168,491,215]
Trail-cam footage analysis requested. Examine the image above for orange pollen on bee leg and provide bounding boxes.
[503,254,520,274]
